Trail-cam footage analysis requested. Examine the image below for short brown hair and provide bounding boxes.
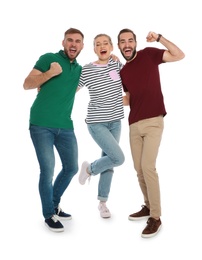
[64,28,84,39]
[117,28,136,42]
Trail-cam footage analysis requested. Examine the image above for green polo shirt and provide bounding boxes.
[30,50,82,129]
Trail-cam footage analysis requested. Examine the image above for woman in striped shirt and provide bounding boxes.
[78,34,125,218]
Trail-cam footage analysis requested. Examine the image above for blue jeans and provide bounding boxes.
[29,125,78,219]
[87,120,125,201]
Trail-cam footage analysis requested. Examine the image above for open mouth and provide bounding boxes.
[100,50,107,55]
[69,48,76,54]
[124,48,132,56]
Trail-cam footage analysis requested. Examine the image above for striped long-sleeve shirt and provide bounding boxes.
[78,58,124,124]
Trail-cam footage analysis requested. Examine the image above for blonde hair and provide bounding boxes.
[93,34,113,46]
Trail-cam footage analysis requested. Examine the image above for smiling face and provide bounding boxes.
[94,35,113,64]
[62,33,84,61]
[118,32,137,62]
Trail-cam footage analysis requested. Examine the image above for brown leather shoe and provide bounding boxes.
[128,205,150,220]
[141,217,162,238]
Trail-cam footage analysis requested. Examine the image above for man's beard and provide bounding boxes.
[64,50,81,61]
[121,49,136,62]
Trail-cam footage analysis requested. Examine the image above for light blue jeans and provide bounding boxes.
[87,120,125,202]
[29,125,78,219]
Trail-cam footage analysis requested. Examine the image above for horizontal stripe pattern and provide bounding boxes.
[78,58,124,123]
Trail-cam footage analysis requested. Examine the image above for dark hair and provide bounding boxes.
[117,28,136,42]
[64,28,84,39]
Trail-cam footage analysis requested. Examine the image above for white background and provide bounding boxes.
[1,0,201,259]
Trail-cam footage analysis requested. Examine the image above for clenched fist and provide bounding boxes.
[146,32,159,42]
[49,62,63,77]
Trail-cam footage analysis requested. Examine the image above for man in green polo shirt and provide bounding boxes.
[23,28,84,232]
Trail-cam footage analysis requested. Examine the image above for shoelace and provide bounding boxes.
[100,203,109,213]
[51,215,59,223]
[57,205,66,215]
[56,206,61,214]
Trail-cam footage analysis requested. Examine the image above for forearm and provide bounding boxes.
[158,35,185,61]
[146,32,185,62]
[23,71,52,90]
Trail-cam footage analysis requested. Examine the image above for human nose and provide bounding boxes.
[124,41,130,47]
[71,41,76,46]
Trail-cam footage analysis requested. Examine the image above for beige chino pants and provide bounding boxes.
[129,116,164,219]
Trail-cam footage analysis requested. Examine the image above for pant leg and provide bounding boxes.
[87,120,125,201]
[97,151,114,202]
[141,116,164,218]
[130,122,149,207]
[130,116,164,218]
[29,125,56,219]
[53,128,78,207]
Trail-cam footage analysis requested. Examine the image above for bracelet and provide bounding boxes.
[156,34,162,42]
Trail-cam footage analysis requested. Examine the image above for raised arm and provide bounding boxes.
[146,32,185,62]
[23,62,62,90]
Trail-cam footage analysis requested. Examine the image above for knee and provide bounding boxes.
[70,165,79,177]
[117,152,125,166]
[63,163,78,178]
[73,165,79,176]
[120,153,125,165]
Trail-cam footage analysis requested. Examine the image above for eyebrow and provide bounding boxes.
[96,40,109,44]
[120,37,134,41]
[66,37,82,42]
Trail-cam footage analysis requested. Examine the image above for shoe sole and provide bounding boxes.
[141,224,162,238]
[100,215,111,218]
[45,223,64,232]
[57,216,72,220]
[79,161,90,185]
[128,215,150,221]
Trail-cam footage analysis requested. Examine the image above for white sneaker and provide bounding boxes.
[98,202,111,218]
[79,161,90,185]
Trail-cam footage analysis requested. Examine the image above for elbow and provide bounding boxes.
[23,78,35,90]
[181,52,185,60]
[179,51,185,60]
[23,81,29,90]
[179,50,185,60]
